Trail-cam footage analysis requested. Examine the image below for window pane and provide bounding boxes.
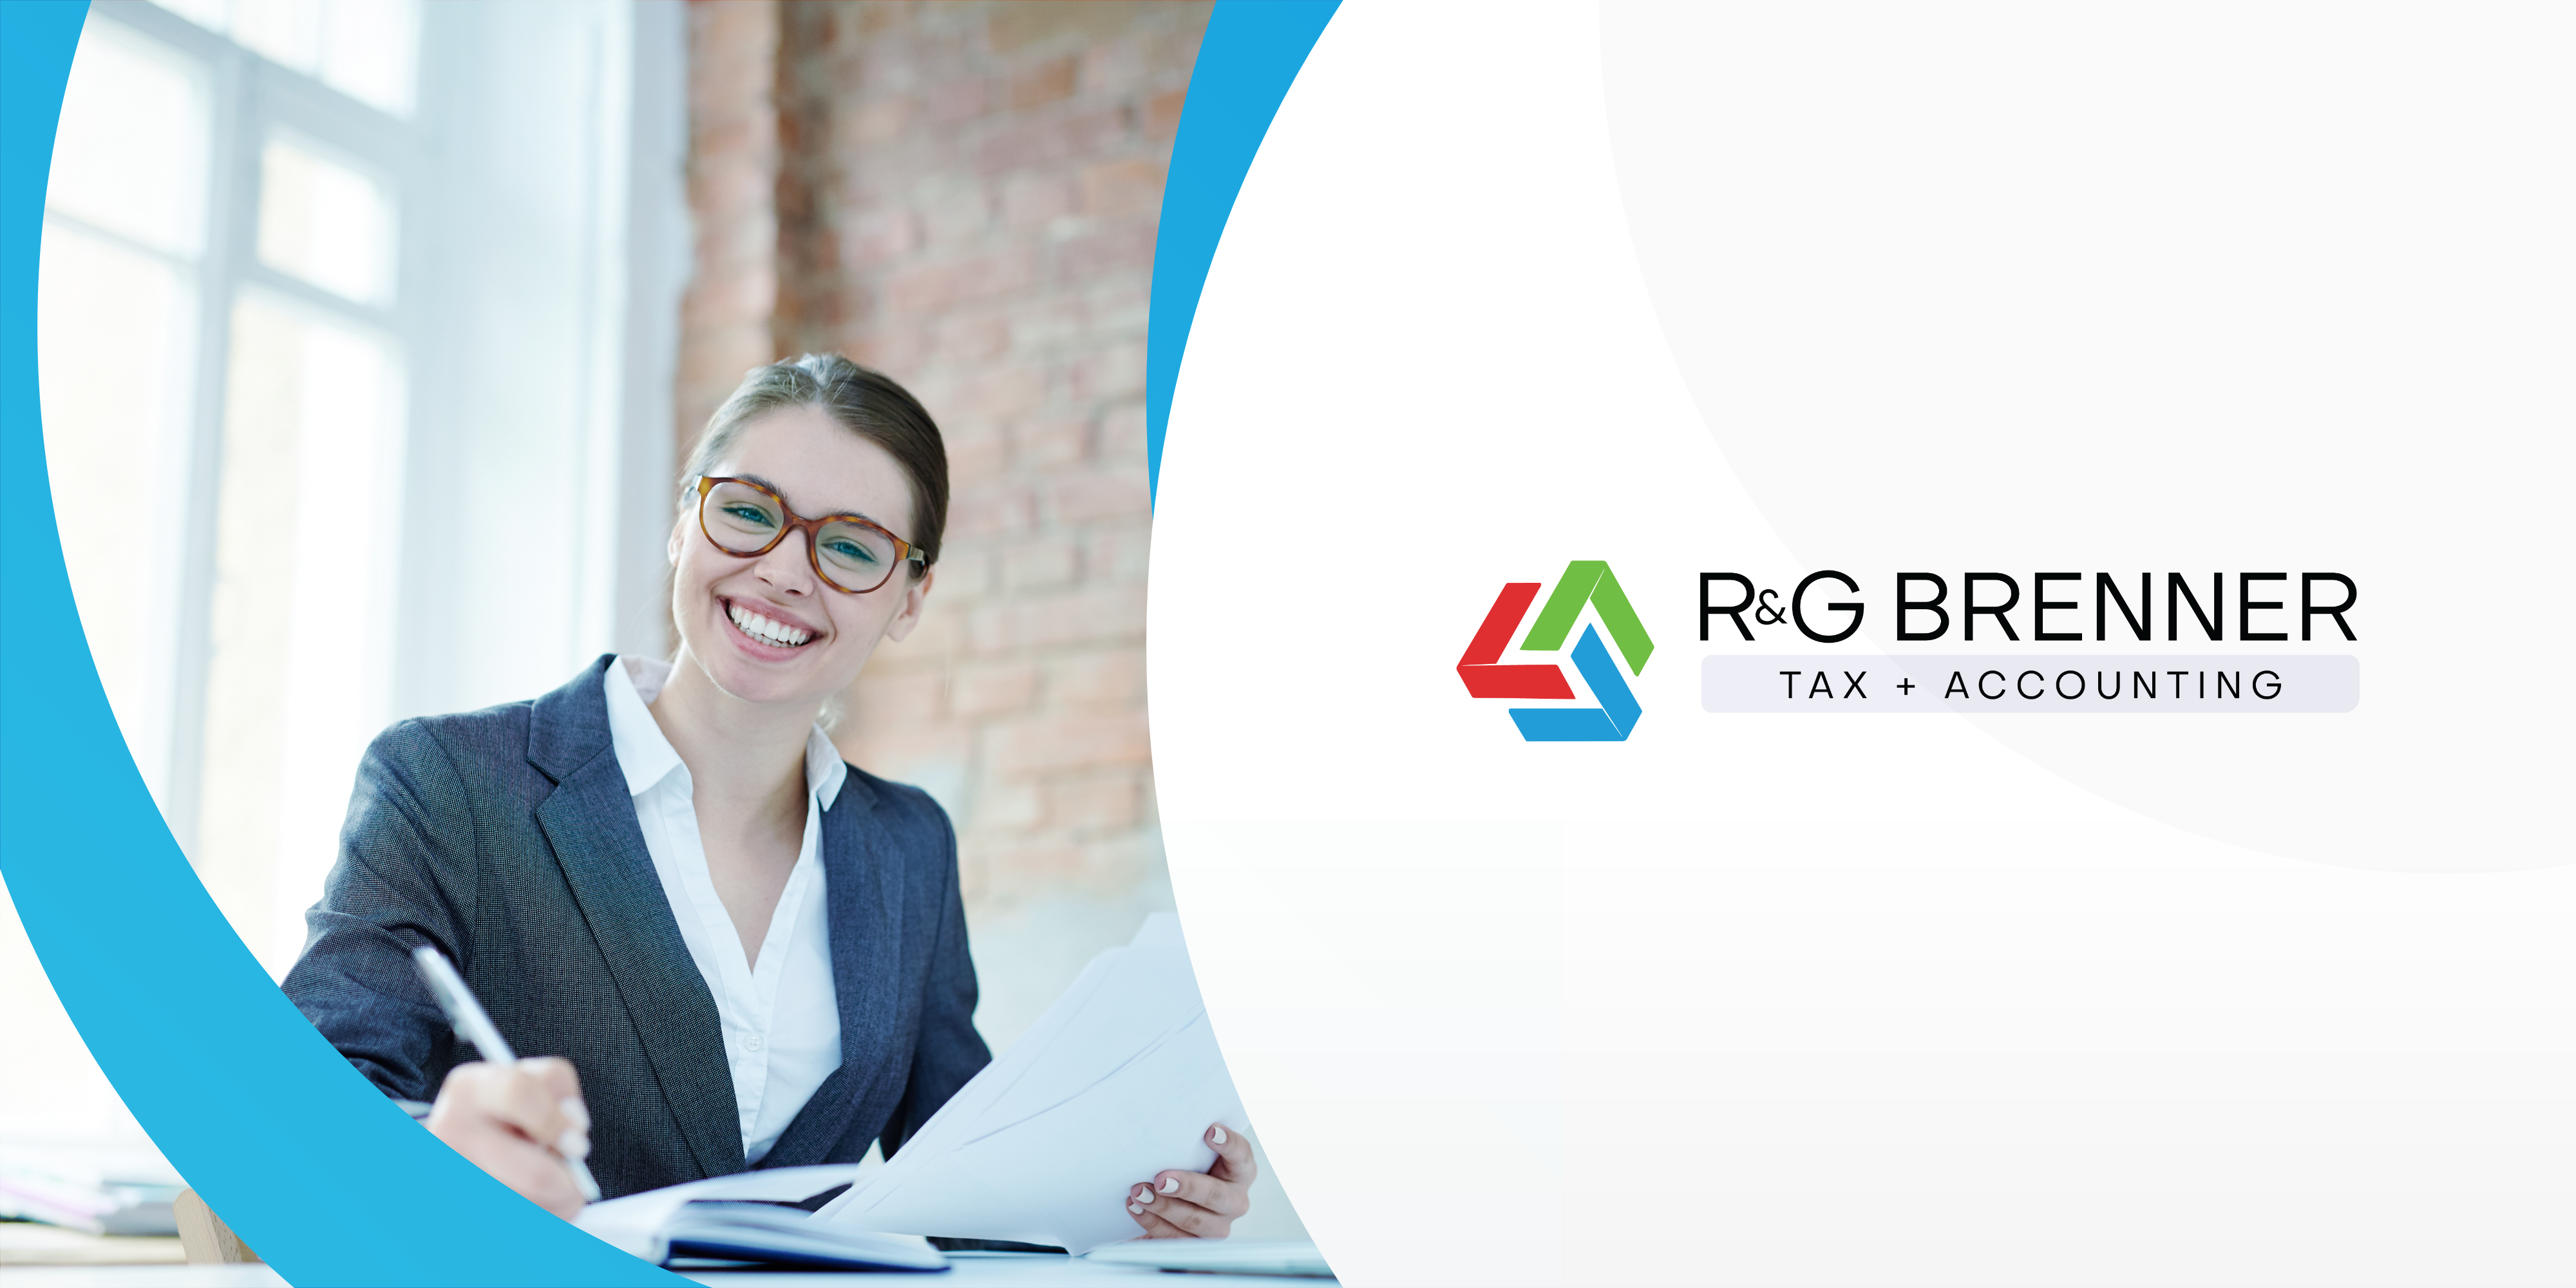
[48,17,209,258]
[36,222,198,821]
[321,0,419,118]
[229,0,324,75]
[152,0,232,34]
[199,291,406,976]
[257,136,398,306]
[155,0,418,119]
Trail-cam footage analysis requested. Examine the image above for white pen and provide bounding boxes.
[411,945,603,1203]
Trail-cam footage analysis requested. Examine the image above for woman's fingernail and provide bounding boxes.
[1209,1125,1227,1145]
[1160,1177,1180,1193]
[559,1129,590,1160]
[1129,1204,1142,1215]
[1135,1186,1155,1204]
[560,1098,591,1131]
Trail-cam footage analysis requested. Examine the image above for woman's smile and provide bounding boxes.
[722,596,822,653]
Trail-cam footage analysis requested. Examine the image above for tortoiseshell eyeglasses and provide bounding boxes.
[692,475,924,594]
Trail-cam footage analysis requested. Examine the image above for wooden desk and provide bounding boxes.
[0,1223,185,1267]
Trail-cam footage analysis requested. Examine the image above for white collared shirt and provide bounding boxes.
[602,655,846,1165]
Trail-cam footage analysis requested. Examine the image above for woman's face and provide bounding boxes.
[667,403,933,711]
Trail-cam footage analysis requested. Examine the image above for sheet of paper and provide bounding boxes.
[815,914,1247,1253]
[574,1162,857,1262]
[830,944,1129,1213]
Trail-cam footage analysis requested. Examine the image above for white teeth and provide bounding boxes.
[727,603,811,647]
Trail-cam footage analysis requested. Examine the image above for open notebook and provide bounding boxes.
[575,915,1242,1265]
[661,1201,945,1271]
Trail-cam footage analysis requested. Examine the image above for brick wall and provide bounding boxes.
[681,1,1209,1042]
[679,1,780,460]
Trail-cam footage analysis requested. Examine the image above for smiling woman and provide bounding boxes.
[278,354,1253,1240]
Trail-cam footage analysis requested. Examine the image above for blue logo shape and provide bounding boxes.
[1508,625,1643,742]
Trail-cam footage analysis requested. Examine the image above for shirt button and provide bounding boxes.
[744,1034,764,1052]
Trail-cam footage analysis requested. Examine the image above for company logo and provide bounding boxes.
[1457,560,1655,742]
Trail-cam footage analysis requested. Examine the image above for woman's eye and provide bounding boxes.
[826,539,880,565]
[723,505,777,527]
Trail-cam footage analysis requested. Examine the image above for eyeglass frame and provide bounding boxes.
[690,474,927,594]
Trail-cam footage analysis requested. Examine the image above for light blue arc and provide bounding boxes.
[0,5,677,1283]
[1145,0,1340,508]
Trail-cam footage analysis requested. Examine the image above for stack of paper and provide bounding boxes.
[816,913,1245,1253]
[0,1142,183,1236]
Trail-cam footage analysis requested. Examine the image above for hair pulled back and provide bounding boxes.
[683,354,949,573]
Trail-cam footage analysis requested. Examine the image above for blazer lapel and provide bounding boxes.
[529,658,746,1180]
[758,772,905,1167]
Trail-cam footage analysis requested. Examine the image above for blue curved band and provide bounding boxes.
[1146,0,1340,507]
[5,0,1336,1276]
[0,5,672,1282]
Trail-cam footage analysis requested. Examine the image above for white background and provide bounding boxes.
[1150,3,2576,1283]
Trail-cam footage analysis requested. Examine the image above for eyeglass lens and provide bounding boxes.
[703,478,900,590]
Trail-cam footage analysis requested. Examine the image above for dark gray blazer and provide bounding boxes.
[282,655,991,1199]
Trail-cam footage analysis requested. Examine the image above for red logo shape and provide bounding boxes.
[1455,583,1578,700]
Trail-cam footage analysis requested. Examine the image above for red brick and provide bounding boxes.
[1144,87,1188,143]
[976,837,1086,889]
[1046,468,1149,525]
[1010,414,1090,469]
[853,325,931,378]
[1083,522,1153,584]
[926,546,996,599]
[985,712,1151,773]
[1047,649,1144,707]
[1078,35,1147,99]
[978,106,1132,174]
[852,669,945,726]
[841,207,918,268]
[999,536,1079,591]
[1064,340,1147,404]
[933,312,1009,363]
[942,422,1009,482]
[885,247,1037,315]
[1045,771,1141,831]
[1079,158,1164,219]
[987,1,1148,53]
[1051,223,1157,284]
[937,362,1046,423]
[1073,835,1156,891]
[1009,55,1077,109]
[849,95,911,144]
[918,180,996,246]
[971,779,1042,830]
[876,601,965,659]
[1095,402,1146,459]
[946,484,1036,539]
[834,723,971,777]
[1000,298,1086,358]
[968,584,1146,654]
[999,174,1078,227]
[1083,278,1151,336]
[952,662,1037,716]
[925,75,989,125]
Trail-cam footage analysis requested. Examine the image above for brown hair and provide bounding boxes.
[682,354,949,573]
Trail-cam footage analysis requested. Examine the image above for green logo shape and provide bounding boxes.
[1518,560,1654,676]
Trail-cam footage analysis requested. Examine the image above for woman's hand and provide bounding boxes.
[1127,1123,1255,1239]
[424,1057,592,1219]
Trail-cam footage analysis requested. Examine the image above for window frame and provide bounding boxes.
[77,0,431,856]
